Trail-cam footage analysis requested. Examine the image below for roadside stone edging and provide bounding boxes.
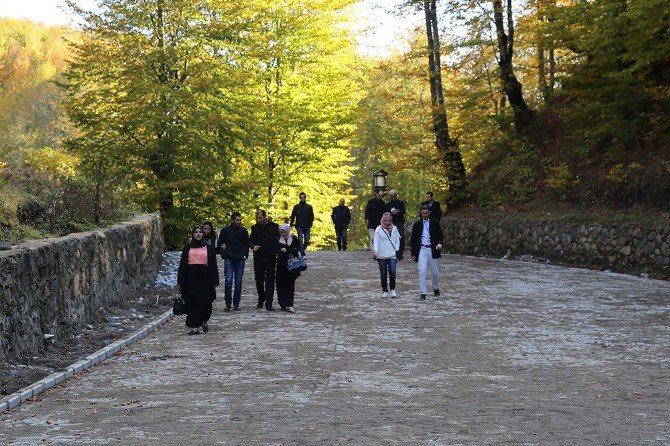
[441,218,670,278]
[0,309,175,413]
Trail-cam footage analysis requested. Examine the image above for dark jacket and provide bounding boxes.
[290,202,314,229]
[217,225,249,261]
[177,243,220,291]
[420,200,442,221]
[410,218,445,261]
[249,221,279,258]
[276,235,302,275]
[331,205,351,228]
[365,197,386,229]
[386,198,406,225]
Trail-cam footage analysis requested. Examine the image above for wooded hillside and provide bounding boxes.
[1,0,668,248]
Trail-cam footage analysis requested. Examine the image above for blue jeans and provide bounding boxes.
[224,258,246,308]
[296,227,310,257]
[377,258,397,292]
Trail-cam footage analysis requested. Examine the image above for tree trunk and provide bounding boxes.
[423,0,467,208]
[493,0,533,131]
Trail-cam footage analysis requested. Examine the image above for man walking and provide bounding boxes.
[249,210,279,311]
[217,212,249,311]
[385,189,406,259]
[290,192,314,259]
[364,189,386,250]
[410,204,445,300]
[420,191,443,221]
[331,198,352,251]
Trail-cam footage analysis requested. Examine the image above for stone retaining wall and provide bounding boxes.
[441,219,670,278]
[0,214,165,364]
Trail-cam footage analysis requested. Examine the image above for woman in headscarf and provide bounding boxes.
[373,212,401,298]
[276,223,301,313]
[177,226,220,334]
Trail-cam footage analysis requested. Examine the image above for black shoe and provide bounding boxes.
[256,302,264,309]
[433,289,440,296]
[188,330,200,335]
[233,306,240,311]
[202,324,209,333]
[420,294,426,301]
[224,306,231,312]
[266,306,275,311]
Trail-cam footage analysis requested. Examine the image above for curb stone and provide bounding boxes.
[0,309,175,413]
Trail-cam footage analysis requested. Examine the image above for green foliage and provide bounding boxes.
[469,135,542,208]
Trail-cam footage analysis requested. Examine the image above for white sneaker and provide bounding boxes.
[287,306,295,313]
[381,292,388,298]
[391,290,397,298]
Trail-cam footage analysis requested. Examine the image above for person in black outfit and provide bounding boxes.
[364,189,386,250]
[276,223,301,313]
[290,192,314,259]
[385,189,406,260]
[217,212,249,311]
[177,226,220,335]
[201,220,217,248]
[249,209,279,311]
[420,191,443,221]
[331,198,352,251]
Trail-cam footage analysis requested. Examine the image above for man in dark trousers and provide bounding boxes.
[410,204,445,300]
[217,212,249,311]
[331,198,352,251]
[290,192,314,259]
[249,209,279,311]
[385,189,406,259]
[364,189,386,250]
[420,191,443,221]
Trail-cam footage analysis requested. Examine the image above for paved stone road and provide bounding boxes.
[1,251,669,445]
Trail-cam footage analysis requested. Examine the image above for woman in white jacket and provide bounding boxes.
[373,212,401,298]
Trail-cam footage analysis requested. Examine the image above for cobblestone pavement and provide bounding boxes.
[1,251,668,445]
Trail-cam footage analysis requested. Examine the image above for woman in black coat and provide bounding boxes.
[177,226,220,335]
[276,223,301,313]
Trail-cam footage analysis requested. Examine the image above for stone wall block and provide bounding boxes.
[0,214,164,364]
[442,218,668,278]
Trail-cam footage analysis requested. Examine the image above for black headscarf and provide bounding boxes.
[189,226,206,248]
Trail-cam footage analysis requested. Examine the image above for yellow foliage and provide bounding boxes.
[23,147,80,179]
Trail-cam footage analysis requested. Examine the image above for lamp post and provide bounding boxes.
[372,169,389,193]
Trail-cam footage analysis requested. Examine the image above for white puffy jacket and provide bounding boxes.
[373,225,400,259]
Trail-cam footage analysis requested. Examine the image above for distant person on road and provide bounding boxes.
[276,223,302,313]
[201,221,217,248]
[331,198,352,251]
[217,212,249,311]
[420,192,442,222]
[290,192,314,259]
[365,189,386,250]
[385,189,406,260]
[373,212,401,298]
[410,204,444,300]
[177,226,220,335]
[250,209,279,311]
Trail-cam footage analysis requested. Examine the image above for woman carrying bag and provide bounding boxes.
[177,226,220,335]
[276,223,302,313]
[373,212,400,298]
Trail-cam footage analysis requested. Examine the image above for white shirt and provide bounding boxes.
[421,219,431,246]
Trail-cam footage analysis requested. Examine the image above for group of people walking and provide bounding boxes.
[177,206,308,335]
[176,190,445,334]
[366,190,445,300]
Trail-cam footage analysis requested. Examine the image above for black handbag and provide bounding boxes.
[287,255,307,273]
[172,297,187,315]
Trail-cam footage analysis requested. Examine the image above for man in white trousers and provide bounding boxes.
[410,204,445,300]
